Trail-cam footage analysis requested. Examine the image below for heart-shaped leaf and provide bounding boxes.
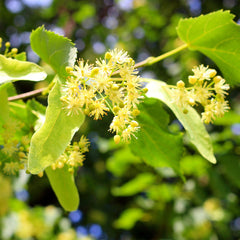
[177,10,240,85]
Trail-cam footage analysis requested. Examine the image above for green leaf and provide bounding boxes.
[106,146,140,177]
[14,52,26,61]
[114,208,144,230]
[28,77,85,174]
[177,10,240,85]
[147,184,175,202]
[112,173,156,196]
[0,85,10,123]
[0,55,47,85]
[30,26,77,79]
[73,4,96,24]
[45,166,79,211]
[214,110,240,125]
[146,79,216,164]
[130,98,183,174]
[219,154,240,188]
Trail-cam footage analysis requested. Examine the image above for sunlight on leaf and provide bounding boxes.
[30,26,77,80]
[46,166,79,211]
[0,55,46,84]
[130,98,183,175]
[112,173,156,196]
[145,79,216,164]
[28,76,85,174]
[177,10,240,85]
[114,208,144,230]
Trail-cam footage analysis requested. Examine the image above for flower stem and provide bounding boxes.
[134,43,188,68]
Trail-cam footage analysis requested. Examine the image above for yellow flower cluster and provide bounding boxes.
[49,135,90,174]
[1,120,30,175]
[0,38,18,58]
[61,49,146,143]
[170,65,230,124]
[15,209,48,239]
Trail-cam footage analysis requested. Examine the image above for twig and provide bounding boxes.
[7,43,188,102]
[8,88,46,101]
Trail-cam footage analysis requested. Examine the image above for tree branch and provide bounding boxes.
[8,88,46,101]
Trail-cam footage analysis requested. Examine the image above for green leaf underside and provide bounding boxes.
[112,173,156,196]
[146,79,216,164]
[177,10,240,85]
[45,166,79,211]
[30,26,77,80]
[130,98,183,175]
[28,77,85,174]
[0,55,47,84]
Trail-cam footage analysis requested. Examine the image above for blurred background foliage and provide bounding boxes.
[0,0,240,239]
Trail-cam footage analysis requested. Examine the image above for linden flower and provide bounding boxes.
[2,140,18,156]
[170,65,230,124]
[121,124,139,142]
[71,60,92,80]
[108,48,130,64]
[62,76,80,95]
[63,96,84,116]
[78,135,90,153]
[171,87,189,109]
[192,65,212,81]
[67,151,85,167]
[106,86,124,105]
[62,48,145,144]
[194,84,213,106]
[3,162,20,175]
[93,71,111,93]
[214,78,230,96]
[214,100,230,117]
[110,116,125,134]
[95,59,112,74]
[51,135,90,172]
[89,100,109,120]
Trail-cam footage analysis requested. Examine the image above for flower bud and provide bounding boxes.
[132,109,140,116]
[38,172,44,178]
[11,48,18,54]
[177,80,185,88]
[51,163,56,170]
[188,98,195,106]
[84,108,90,115]
[188,75,197,85]
[5,42,10,48]
[207,69,217,78]
[65,66,73,73]
[113,106,120,114]
[213,76,222,83]
[114,135,121,144]
[105,52,112,60]
[142,88,148,94]
[130,121,139,128]
[112,84,119,91]
[91,67,99,77]
[57,161,64,168]
[119,101,125,108]
[68,167,74,174]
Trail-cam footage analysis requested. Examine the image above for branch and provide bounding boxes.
[7,43,188,101]
[8,88,46,101]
